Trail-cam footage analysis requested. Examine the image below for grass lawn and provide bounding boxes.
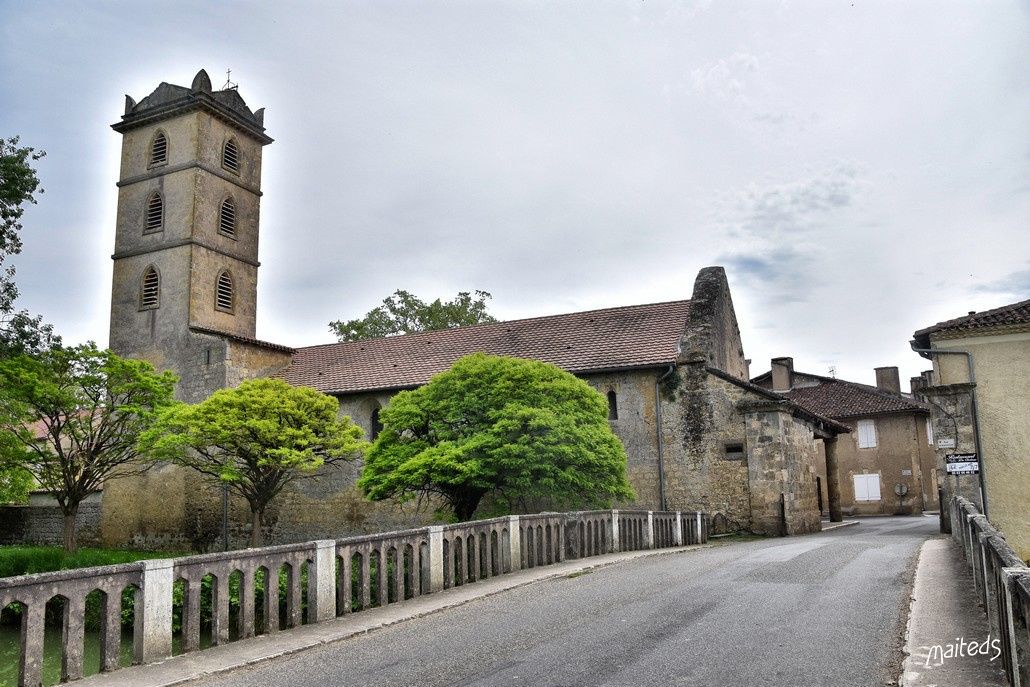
[0,546,174,579]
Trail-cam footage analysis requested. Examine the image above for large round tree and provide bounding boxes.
[140,378,366,547]
[359,353,635,520]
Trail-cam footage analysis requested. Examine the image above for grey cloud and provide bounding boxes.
[973,266,1030,299]
[716,161,868,242]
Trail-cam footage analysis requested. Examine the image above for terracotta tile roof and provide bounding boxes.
[782,379,928,419]
[913,298,1030,344]
[282,300,691,394]
[706,368,851,434]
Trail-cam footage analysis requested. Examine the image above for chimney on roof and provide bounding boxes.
[874,366,901,395]
[771,357,794,392]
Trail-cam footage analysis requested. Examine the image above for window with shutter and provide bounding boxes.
[222,138,240,174]
[140,266,160,309]
[853,473,881,501]
[145,192,163,233]
[215,271,234,312]
[219,198,236,238]
[857,419,877,448]
[150,132,167,166]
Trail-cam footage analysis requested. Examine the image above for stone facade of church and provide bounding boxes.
[91,71,849,551]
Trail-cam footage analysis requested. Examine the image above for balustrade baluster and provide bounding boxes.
[62,594,86,681]
[338,550,352,615]
[239,569,255,639]
[183,577,201,653]
[263,566,280,634]
[100,588,122,672]
[212,572,230,645]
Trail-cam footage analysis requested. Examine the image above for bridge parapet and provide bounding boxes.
[949,496,1030,687]
[0,509,708,687]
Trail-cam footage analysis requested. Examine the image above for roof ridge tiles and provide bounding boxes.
[299,298,692,353]
[284,299,692,394]
[914,298,1030,338]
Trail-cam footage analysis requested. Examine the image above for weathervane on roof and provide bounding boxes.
[222,68,238,91]
[828,366,836,378]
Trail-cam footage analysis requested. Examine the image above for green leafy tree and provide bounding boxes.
[140,378,367,548]
[0,409,34,504]
[329,289,497,342]
[359,353,635,520]
[0,343,178,553]
[0,136,58,358]
[0,454,33,504]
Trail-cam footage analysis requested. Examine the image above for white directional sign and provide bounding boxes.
[945,453,979,475]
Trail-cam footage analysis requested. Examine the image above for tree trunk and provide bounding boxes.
[63,505,79,556]
[250,508,263,548]
[452,490,485,522]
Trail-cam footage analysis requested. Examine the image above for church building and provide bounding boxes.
[98,70,848,551]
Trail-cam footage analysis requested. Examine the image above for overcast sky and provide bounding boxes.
[2,1,1027,387]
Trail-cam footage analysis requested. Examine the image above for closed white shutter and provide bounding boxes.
[854,474,868,501]
[857,419,877,448]
[854,473,881,501]
[865,474,881,500]
[926,417,934,445]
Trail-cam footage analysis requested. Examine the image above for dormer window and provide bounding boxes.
[145,192,163,233]
[150,131,168,167]
[222,138,240,174]
[140,266,160,309]
[215,271,234,313]
[219,197,236,238]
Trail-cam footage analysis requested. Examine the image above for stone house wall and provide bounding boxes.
[922,383,985,527]
[835,413,935,516]
[659,360,751,532]
[742,401,821,536]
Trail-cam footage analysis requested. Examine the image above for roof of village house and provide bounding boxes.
[776,377,928,419]
[912,298,1030,346]
[705,368,851,434]
[282,300,691,394]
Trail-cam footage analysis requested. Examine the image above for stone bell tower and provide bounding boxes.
[108,69,280,402]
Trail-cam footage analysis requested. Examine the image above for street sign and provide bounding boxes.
[945,453,979,475]
[937,438,956,449]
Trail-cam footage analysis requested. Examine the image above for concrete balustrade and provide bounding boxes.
[0,509,708,687]
[0,563,143,687]
[949,497,1030,687]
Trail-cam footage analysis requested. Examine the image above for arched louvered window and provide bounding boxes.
[145,192,163,233]
[150,131,167,166]
[219,197,236,238]
[222,138,240,174]
[140,266,160,309]
[215,271,234,312]
[607,390,618,421]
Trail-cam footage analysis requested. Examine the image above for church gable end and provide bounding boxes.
[679,266,749,380]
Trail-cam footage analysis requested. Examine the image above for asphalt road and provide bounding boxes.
[186,517,935,687]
